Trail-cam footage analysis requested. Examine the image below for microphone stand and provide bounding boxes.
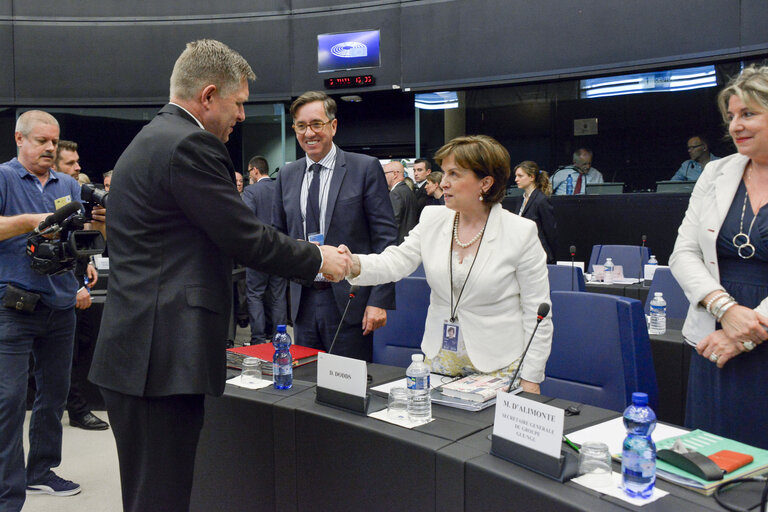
[569,245,576,291]
[505,305,550,393]
[327,285,359,356]
[639,235,647,284]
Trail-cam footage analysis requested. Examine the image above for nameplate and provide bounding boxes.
[556,261,585,272]
[317,353,367,398]
[644,264,667,280]
[493,392,564,459]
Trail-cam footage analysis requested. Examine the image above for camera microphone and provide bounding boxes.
[35,201,81,233]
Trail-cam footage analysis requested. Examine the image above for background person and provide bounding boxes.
[342,135,552,392]
[670,65,768,449]
[383,160,418,244]
[670,135,720,182]
[513,161,558,264]
[551,148,604,195]
[424,171,445,206]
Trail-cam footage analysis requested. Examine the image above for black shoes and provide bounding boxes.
[69,411,109,431]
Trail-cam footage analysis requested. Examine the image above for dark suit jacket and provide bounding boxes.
[515,188,558,264]
[413,182,429,217]
[273,148,398,323]
[242,178,275,224]
[389,181,418,244]
[90,104,321,397]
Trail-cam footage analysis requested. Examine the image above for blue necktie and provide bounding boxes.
[306,163,322,238]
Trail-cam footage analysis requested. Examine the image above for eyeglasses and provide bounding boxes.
[687,144,704,150]
[292,120,332,133]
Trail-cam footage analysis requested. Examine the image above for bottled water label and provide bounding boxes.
[273,363,292,375]
[407,375,430,390]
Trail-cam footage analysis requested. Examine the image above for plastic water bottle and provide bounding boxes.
[645,254,658,281]
[272,325,293,389]
[622,392,657,498]
[406,354,431,423]
[566,174,574,195]
[604,257,615,284]
[648,292,667,335]
[647,255,658,266]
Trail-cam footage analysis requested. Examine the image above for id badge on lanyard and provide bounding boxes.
[442,320,460,352]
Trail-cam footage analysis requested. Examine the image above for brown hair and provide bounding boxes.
[515,160,552,196]
[717,65,768,123]
[290,91,337,120]
[433,135,510,204]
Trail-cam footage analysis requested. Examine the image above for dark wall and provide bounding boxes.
[1,0,766,104]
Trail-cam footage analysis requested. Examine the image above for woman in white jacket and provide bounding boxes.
[343,135,552,393]
[670,65,768,448]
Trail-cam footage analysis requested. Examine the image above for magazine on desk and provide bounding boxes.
[432,375,522,412]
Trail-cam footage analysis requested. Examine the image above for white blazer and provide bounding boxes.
[349,203,553,382]
[669,153,768,345]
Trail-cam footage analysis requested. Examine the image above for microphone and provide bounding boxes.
[505,303,550,393]
[569,245,576,291]
[639,235,647,283]
[35,201,81,233]
[327,285,360,356]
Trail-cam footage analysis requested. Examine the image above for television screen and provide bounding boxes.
[318,30,380,73]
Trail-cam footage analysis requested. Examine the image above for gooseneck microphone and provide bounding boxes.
[35,201,81,233]
[505,303,551,393]
[639,235,647,283]
[569,245,576,291]
[327,285,360,356]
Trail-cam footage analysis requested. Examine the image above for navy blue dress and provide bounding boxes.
[686,181,768,448]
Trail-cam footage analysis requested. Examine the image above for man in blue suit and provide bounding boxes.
[242,155,286,344]
[273,91,397,361]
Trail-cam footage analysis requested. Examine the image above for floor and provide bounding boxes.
[20,325,255,512]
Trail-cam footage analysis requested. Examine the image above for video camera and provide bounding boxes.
[26,200,105,275]
[80,183,108,221]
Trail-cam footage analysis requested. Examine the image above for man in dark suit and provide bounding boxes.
[411,157,432,216]
[383,161,418,244]
[89,40,350,512]
[273,91,397,361]
[242,155,286,344]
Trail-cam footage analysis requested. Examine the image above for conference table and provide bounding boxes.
[189,363,755,512]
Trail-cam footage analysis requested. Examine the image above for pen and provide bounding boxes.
[562,435,580,453]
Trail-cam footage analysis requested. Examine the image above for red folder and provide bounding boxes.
[227,343,323,368]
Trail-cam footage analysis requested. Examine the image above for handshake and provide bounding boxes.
[317,244,360,282]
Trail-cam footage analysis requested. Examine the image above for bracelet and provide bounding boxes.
[705,291,729,314]
[709,296,732,317]
[712,298,736,321]
[716,300,738,322]
[711,296,733,318]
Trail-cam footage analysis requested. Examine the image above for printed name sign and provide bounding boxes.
[317,353,367,397]
[493,392,565,459]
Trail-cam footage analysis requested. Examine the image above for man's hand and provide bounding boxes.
[337,244,360,278]
[362,306,386,335]
[75,287,92,310]
[86,263,98,287]
[0,213,49,241]
[88,205,107,239]
[319,245,351,281]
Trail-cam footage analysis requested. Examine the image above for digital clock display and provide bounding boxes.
[324,75,376,89]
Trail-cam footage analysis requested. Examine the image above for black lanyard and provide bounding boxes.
[449,211,490,322]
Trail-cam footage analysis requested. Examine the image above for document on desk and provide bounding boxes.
[567,417,689,457]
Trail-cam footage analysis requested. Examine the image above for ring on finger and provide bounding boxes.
[742,341,756,352]
[709,353,720,363]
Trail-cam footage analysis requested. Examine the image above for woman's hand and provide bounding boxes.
[519,379,540,394]
[720,304,768,346]
[696,329,746,368]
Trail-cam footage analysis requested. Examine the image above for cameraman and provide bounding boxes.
[0,110,84,510]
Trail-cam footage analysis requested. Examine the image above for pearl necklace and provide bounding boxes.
[453,212,485,248]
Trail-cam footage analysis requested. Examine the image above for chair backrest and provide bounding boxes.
[372,276,430,367]
[589,245,651,279]
[547,264,586,292]
[541,291,658,412]
[644,267,690,320]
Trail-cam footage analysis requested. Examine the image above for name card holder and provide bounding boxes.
[490,393,578,482]
[315,386,370,415]
[490,434,578,482]
[315,353,370,415]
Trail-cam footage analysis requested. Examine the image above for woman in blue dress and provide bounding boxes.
[670,65,768,448]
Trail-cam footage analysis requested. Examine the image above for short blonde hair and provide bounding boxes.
[15,110,58,137]
[169,39,255,100]
[434,135,510,204]
[717,65,768,122]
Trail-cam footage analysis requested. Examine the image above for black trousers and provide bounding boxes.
[100,388,204,512]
